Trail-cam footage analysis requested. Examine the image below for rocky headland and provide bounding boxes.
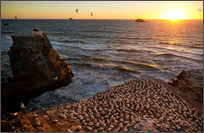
[2,29,74,113]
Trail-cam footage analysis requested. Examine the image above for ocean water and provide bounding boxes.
[1,19,203,111]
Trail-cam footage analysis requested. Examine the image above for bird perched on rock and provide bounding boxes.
[20,103,27,114]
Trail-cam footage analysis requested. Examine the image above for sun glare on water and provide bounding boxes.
[162,8,188,20]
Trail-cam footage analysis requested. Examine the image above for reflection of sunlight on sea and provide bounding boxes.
[166,46,174,50]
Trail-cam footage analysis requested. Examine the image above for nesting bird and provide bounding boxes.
[20,103,27,114]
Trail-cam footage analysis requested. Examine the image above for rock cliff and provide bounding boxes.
[2,29,74,112]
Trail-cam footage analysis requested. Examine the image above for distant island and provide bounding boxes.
[135,19,145,22]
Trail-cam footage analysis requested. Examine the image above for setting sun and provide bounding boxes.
[161,8,189,20]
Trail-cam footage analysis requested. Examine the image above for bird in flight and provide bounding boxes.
[76,9,78,13]
[198,9,202,11]
[91,12,93,17]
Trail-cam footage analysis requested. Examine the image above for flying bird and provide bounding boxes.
[91,12,93,17]
[76,9,78,13]
[198,9,202,11]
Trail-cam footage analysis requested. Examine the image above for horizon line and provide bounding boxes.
[2,18,203,20]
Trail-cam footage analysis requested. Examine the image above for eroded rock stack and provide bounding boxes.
[2,29,74,112]
[9,29,74,88]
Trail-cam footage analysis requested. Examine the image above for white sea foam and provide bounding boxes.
[90,63,116,69]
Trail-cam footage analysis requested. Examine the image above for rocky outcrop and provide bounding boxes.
[2,29,74,112]
[168,69,203,104]
[9,29,74,88]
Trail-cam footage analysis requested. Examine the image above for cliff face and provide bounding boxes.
[2,29,74,112]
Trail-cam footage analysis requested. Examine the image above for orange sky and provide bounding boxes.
[1,1,203,19]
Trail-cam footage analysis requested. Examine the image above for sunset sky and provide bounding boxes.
[1,1,203,20]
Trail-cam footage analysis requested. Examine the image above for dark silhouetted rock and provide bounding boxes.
[135,19,145,22]
[2,30,74,112]
[168,69,203,104]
